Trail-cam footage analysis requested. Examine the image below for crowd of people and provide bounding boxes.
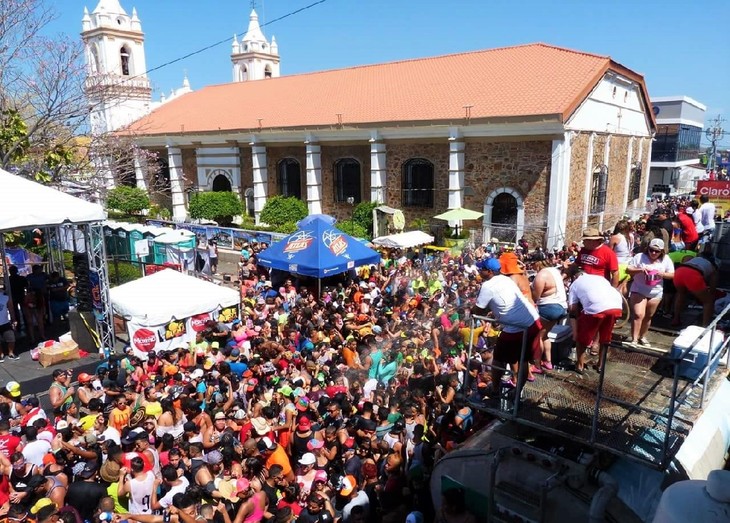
[0,194,721,523]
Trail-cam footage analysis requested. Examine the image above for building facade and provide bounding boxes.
[649,96,706,195]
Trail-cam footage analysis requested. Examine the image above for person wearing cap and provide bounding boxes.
[472,257,542,387]
[67,461,107,519]
[576,227,620,287]
[259,436,295,483]
[567,267,623,374]
[76,372,103,414]
[29,498,59,523]
[626,238,675,346]
[499,252,533,303]
[203,411,229,449]
[340,474,369,523]
[677,205,699,251]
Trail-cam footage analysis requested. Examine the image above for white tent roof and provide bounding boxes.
[0,168,106,232]
[110,269,239,325]
[372,230,435,249]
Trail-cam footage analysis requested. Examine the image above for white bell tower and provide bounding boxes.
[231,9,280,82]
[82,0,152,135]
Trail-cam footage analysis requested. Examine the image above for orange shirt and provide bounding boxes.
[109,406,131,432]
[265,444,292,478]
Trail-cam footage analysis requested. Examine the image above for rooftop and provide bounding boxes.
[125,42,651,137]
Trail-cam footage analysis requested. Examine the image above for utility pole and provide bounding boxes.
[705,115,725,174]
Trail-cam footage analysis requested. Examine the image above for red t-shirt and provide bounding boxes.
[677,212,699,244]
[0,433,21,459]
[578,245,618,281]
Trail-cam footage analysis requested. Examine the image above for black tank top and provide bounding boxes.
[10,464,35,490]
[291,430,311,461]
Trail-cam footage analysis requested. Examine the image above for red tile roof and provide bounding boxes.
[126,43,651,137]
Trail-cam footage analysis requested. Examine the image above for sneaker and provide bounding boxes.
[0,356,5,363]
[529,364,544,375]
[637,337,651,347]
[8,354,19,360]
[542,361,554,371]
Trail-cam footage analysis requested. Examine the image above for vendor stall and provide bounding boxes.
[110,269,239,354]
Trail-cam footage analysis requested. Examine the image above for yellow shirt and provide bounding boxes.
[107,482,128,514]
[459,325,485,347]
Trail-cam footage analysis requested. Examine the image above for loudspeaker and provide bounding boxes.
[68,310,97,352]
[73,254,92,311]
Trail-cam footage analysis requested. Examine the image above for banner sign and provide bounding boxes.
[696,181,730,215]
[126,304,240,355]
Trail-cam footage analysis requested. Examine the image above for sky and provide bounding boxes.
[45,0,729,144]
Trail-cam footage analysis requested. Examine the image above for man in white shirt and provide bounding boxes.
[567,268,623,374]
[695,194,716,234]
[471,257,542,388]
[21,426,51,467]
[152,464,190,510]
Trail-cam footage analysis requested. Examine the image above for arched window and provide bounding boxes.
[628,161,642,202]
[212,173,232,192]
[278,158,302,199]
[484,188,524,244]
[402,158,434,207]
[245,188,255,217]
[591,164,609,214]
[89,45,101,74]
[264,65,272,79]
[334,158,361,203]
[120,45,131,76]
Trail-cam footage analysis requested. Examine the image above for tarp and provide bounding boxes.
[372,230,435,249]
[0,168,106,232]
[256,214,380,278]
[110,269,238,325]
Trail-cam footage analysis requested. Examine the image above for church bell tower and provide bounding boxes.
[81,0,152,135]
[231,9,280,82]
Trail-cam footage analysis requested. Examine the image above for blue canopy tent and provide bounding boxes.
[256,215,380,286]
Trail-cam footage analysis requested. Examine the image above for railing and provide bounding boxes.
[467,301,730,469]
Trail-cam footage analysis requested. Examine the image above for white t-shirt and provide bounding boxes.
[697,201,716,231]
[628,253,674,298]
[22,439,51,467]
[475,275,539,333]
[568,274,622,314]
[158,476,189,509]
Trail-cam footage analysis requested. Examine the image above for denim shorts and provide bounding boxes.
[538,303,567,322]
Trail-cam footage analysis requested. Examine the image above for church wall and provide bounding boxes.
[182,149,197,191]
[604,135,631,231]
[266,146,306,198]
[566,132,591,244]
[320,144,371,222]
[384,142,450,226]
[239,146,253,195]
[464,140,552,246]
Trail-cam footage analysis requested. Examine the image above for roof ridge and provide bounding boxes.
[195,42,609,93]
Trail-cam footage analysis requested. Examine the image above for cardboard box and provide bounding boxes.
[38,340,80,368]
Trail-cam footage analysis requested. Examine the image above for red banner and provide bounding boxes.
[696,181,730,215]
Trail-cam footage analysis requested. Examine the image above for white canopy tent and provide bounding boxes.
[0,169,105,231]
[0,169,115,353]
[110,268,238,325]
[372,230,435,249]
[111,269,240,354]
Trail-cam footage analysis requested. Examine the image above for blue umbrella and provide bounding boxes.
[256,214,380,278]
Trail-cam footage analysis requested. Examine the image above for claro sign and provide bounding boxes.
[697,181,730,198]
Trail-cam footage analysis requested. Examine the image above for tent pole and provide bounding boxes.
[318,278,321,300]
[0,234,10,296]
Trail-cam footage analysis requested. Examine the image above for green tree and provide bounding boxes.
[352,201,379,237]
[336,220,368,239]
[106,186,151,216]
[188,191,243,225]
[260,196,308,227]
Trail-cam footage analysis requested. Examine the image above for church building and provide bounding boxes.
[84,1,656,248]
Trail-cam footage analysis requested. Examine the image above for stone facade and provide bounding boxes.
[266,146,306,200]
[384,142,450,226]
[239,146,253,196]
[320,144,371,222]
[566,133,591,244]
[464,140,552,245]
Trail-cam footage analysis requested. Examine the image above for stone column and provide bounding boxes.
[251,144,268,224]
[133,150,147,191]
[447,138,465,210]
[622,137,635,210]
[167,145,187,222]
[546,133,572,250]
[582,133,596,229]
[305,142,322,215]
[370,140,387,203]
[640,138,651,205]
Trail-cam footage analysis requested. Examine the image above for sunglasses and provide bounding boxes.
[649,248,662,254]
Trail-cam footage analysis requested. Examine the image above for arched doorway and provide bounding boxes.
[484,187,524,244]
[244,188,255,217]
[212,174,232,192]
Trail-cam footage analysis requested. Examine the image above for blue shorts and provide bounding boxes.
[538,303,567,322]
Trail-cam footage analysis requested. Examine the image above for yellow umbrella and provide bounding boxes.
[433,207,484,221]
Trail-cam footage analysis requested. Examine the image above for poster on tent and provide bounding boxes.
[4,248,43,276]
[126,304,240,355]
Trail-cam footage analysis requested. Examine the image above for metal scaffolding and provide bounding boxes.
[85,222,115,355]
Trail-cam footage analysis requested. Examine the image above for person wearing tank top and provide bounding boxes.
[118,458,155,515]
[610,220,633,264]
[531,264,568,371]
